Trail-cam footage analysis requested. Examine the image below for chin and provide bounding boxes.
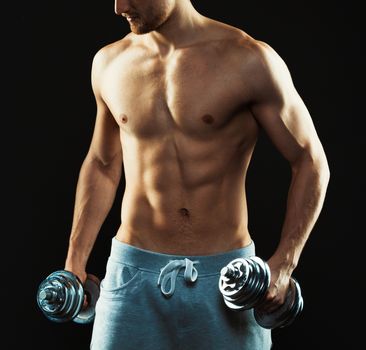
[131,25,155,35]
[129,18,161,35]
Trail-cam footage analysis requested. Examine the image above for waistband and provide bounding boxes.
[109,237,256,276]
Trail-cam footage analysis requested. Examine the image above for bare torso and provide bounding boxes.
[101,20,261,254]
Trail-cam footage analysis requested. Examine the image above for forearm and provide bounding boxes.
[270,153,330,273]
[64,155,122,272]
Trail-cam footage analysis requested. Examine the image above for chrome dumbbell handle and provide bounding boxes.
[38,289,59,302]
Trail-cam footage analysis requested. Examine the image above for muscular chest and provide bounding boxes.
[101,48,250,138]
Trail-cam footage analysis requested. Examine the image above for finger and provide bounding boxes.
[82,294,88,310]
[87,274,101,286]
[265,300,284,313]
[255,297,274,312]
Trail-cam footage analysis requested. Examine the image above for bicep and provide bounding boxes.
[88,97,122,166]
[251,91,321,164]
[249,43,324,166]
[87,49,122,166]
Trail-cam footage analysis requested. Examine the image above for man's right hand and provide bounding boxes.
[64,268,88,309]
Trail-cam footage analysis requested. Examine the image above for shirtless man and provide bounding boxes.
[64,1,330,349]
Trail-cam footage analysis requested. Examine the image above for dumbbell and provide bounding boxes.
[218,256,303,329]
[36,270,100,324]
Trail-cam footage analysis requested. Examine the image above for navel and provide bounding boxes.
[178,207,190,218]
[201,114,214,124]
[119,114,128,124]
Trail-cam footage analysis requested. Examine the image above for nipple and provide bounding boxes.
[119,114,128,124]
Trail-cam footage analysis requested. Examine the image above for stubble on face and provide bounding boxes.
[128,1,172,34]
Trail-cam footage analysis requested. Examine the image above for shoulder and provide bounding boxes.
[226,30,288,76]
[91,34,134,73]
[208,22,296,101]
[90,34,137,93]
[244,39,289,77]
[203,19,286,71]
[236,37,291,85]
[225,33,293,95]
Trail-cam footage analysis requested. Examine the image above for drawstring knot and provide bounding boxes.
[157,258,199,298]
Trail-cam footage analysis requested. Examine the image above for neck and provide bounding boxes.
[148,1,204,52]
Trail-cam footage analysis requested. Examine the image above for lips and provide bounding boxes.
[124,14,138,22]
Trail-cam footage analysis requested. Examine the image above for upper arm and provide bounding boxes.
[87,48,122,166]
[248,41,327,169]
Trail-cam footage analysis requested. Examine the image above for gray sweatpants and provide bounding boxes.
[90,237,272,349]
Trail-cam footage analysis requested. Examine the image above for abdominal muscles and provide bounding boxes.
[117,128,255,255]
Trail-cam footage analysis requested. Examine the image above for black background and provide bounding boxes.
[9,1,363,349]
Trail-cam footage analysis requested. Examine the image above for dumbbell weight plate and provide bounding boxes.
[281,278,303,327]
[74,274,101,324]
[37,270,84,323]
[218,258,250,298]
[243,257,270,309]
[254,277,303,329]
[219,257,271,310]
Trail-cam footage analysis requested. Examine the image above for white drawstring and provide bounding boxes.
[157,258,199,298]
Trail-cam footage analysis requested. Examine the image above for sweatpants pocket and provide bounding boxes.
[99,257,142,299]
